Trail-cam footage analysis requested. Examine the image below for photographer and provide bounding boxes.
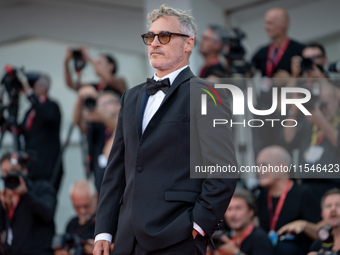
[291,43,328,79]
[284,82,340,202]
[199,25,227,78]
[208,188,273,255]
[256,146,321,255]
[309,189,340,255]
[19,73,63,192]
[64,46,126,96]
[54,180,100,255]
[0,152,56,255]
[73,86,120,191]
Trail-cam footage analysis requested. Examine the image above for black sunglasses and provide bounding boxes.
[141,31,189,45]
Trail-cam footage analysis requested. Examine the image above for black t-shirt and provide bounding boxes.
[310,239,340,254]
[257,182,321,254]
[240,227,274,255]
[66,215,95,241]
[251,39,305,77]
[200,63,227,78]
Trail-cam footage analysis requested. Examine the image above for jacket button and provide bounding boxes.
[136,166,143,172]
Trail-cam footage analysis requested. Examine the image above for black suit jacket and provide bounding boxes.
[95,67,237,254]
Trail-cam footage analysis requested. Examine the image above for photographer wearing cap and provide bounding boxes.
[309,189,340,255]
[0,152,56,255]
[17,72,63,192]
[208,188,273,255]
[72,86,120,192]
[64,47,127,96]
[54,180,103,255]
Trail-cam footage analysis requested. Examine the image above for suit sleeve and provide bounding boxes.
[94,92,126,238]
[191,85,237,237]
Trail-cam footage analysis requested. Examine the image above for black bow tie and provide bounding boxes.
[146,78,170,96]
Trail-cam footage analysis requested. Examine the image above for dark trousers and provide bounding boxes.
[132,235,208,255]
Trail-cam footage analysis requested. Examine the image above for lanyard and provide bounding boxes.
[310,114,340,146]
[267,180,292,231]
[231,224,254,249]
[266,38,290,77]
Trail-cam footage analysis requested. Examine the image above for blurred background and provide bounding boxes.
[0,0,340,234]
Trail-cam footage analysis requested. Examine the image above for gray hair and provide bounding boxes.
[147,5,197,39]
[69,179,97,197]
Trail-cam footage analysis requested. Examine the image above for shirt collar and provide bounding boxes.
[153,65,188,85]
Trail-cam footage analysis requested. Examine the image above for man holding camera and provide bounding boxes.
[0,152,56,255]
[309,189,340,255]
[73,86,120,192]
[18,73,63,192]
[54,180,101,255]
[199,25,227,79]
[208,188,273,255]
[284,82,340,201]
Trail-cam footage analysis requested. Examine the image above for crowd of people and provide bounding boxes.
[0,4,339,255]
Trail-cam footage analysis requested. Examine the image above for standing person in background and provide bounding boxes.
[199,25,227,79]
[251,8,305,156]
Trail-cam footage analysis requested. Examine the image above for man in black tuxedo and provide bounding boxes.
[93,5,237,255]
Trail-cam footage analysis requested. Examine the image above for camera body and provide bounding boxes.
[83,97,97,110]
[211,229,230,250]
[52,233,85,255]
[72,49,86,72]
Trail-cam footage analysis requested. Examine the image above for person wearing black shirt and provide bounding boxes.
[54,180,99,255]
[309,189,340,255]
[19,73,63,192]
[0,152,56,255]
[209,188,273,255]
[256,146,321,255]
[251,8,304,156]
[199,25,227,78]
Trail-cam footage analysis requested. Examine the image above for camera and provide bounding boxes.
[52,233,85,255]
[1,65,40,94]
[223,28,250,76]
[300,58,314,73]
[2,171,22,190]
[72,49,86,72]
[317,226,336,255]
[211,230,230,250]
[83,97,96,110]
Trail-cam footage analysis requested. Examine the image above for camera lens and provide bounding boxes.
[3,171,21,190]
[83,97,96,110]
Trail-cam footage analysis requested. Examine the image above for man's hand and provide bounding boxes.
[0,189,12,209]
[78,85,98,101]
[64,47,73,63]
[16,70,31,94]
[214,235,241,255]
[83,239,95,255]
[14,176,28,196]
[192,229,199,239]
[291,56,302,78]
[93,240,111,255]
[277,220,307,235]
[54,248,70,255]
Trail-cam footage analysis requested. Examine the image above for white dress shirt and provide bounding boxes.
[95,65,205,244]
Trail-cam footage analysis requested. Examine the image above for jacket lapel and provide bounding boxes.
[141,67,195,139]
[135,84,147,139]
